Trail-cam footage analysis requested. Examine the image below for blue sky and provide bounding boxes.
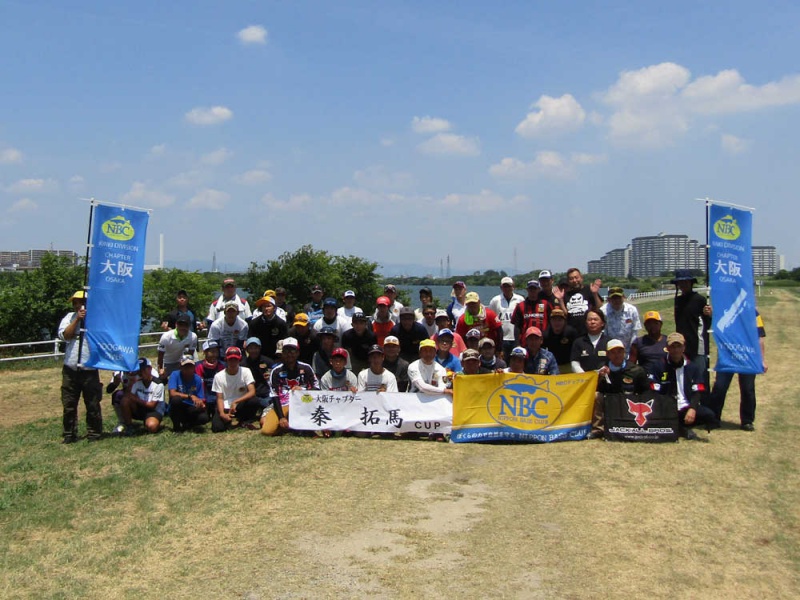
[1,1,798,275]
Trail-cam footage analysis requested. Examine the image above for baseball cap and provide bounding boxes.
[245,337,262,347]
[319,325,338,338]
[368,344,384,355]
[527,279,541,289]
[223,278,235,286]
[667,333,686,346]
[175,314,191,325]
[331,347,349,359]
[437,328,454,338]
[70,290,87,301]
[465,291,480,304]
[419,339,436,350]
[343,290,356,298]
[323,297,337,307]
[223,300,239,313]
[384,335,400,346]
[293,313,310,327]
[275,287,287,295]
[176,289,188,297]
[255,295,275,308]
[466,328,482,339]
[202,339,219,351]
[434,309,449,320]
[384,284,397,293]
[538,270,552,279]
[479,337,495,347]
[525,326,543,338]
[644,310,662,322]
[501,276,514,286]
[263,289,276,298]
[461,349,481,362]
[137,357,152,370]
[399,306,415,317]
[376,296,391,306]
[607,339,625,351]
[180,356,196,367]
[550,307,567,319]
[453,280,466,288]
[509,347,528,359]
[351,311,367,321]
[282,337,299,349]
[225,347,242,360]
[310,284,323,293]
[608,287,624,298]
[419,287,432,295]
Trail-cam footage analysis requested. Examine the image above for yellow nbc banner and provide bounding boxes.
[451,372,597,443]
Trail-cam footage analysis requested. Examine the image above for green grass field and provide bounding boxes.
[1,289,798,599]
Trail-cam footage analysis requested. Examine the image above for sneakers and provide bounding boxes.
[684,429,698,441]
[112,424,126,436]
[741,423,755,432]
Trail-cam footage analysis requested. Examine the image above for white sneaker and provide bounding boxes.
[112,424,125,436]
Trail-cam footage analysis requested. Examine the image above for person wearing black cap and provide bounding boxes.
[312,297,352,345]
[358,345,399,392]
[382,284,404,320]
[156,314,198,382]
[390,306,431,363]
[672,269,711,363]
[341,312,376,374]
[303,284,325,326]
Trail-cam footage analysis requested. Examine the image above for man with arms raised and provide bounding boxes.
[558,268,602,335]
[490,276,525,359]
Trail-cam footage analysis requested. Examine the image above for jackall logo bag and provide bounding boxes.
[604,392,680,443]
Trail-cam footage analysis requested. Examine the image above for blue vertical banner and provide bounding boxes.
[84,204,150,371]
[708,204,763,374]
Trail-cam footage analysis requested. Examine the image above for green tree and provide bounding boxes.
[0,253,84,344]
[246,245,381,310]
[140,269,219,331]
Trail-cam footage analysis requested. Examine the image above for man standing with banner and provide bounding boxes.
[706,202,766,431]
[83,203,150,372]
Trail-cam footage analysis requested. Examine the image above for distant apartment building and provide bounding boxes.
[0,249,78,270]
[588,233,780,278]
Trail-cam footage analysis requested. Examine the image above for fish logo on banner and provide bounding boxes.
[487,375,563,430]
[712,214,741,241]
[101,216,136,241]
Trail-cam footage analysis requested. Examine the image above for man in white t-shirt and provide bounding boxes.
[211,346,258,432]
[489,276,525,359]
[407,339,452,395]
[156,315,198,381]
[313,297,352,345]
[357,344,399,392]
[208,302,249,355]
[337,290,362,324]
[119,358,166,435]
[206,277,251,326]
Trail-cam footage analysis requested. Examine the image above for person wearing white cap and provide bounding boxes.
[261,337,319,436]
[167,356,209,432]
[590,339,650,439]
[490,276,525,359]
[207,301,249,355]
[337,290,363,324]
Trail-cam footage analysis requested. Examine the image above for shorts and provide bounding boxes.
[131,404,163,423]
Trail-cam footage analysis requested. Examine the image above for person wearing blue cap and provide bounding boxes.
[312,297,352,346]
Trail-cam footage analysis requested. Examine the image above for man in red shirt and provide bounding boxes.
[455,292,503,351]
[512,279,553,345]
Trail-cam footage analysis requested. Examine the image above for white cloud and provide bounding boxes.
[441,190,528,213]
[489,151,574,179]
[571,152,608,165]
[233,169,272,185]
[147,143,167,158]
[5,178,58,194]
[121,181,175,208]
[185,106,233,126]
[237,25,268,45]
[411,116,452,134]
[721,134,749,155]
[261,192,312,210]
[165,170,204,188]
[200,147,233,166]
[187,188,231,210]
[353,166,414,190]
[417,133,480,157]
[515,94,586,138]
[380,137,395,147]
[69,175,84,184]
[0,148,23,164]
[600,62,800,147]
[8,198,37,212]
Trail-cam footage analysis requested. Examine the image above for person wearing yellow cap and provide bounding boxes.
[407,339,452,395]
[248,295,288,359]
[58,290,103,443]
[629,310,668,374]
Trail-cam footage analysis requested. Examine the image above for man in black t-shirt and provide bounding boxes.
[555,268,602,335]
[671,269,711,362]
[543,307,578,371]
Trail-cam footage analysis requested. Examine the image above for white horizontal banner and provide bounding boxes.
[289,390,452,434]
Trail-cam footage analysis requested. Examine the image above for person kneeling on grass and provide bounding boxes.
[211,346,259,432]
[168,356,209,432]
[261,338,320,436]
[118,358,166,435]
[320,347,358,392]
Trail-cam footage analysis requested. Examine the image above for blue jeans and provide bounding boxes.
[707,371,757,425]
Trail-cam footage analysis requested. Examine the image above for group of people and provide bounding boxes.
[57,268,766,443]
